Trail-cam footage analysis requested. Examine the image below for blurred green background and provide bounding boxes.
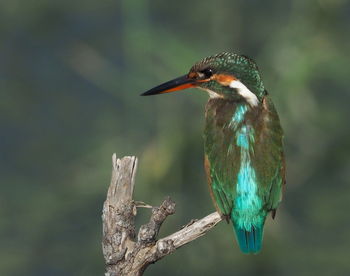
[1,0,350,275]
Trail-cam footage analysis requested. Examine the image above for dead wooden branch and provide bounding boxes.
[102,154,222,276]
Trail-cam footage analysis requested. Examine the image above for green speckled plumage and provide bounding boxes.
[200,54,285,253]
[191,52,265,99]
[204,97,284,252]
[142,52,286,254]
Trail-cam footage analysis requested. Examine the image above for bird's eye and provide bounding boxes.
[200,68,213,79]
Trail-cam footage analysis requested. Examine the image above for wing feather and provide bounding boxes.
[204,96,285,219]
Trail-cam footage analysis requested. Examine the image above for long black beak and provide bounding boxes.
[141,75,196,96]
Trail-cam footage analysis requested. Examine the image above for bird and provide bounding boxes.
[141,52,285,254]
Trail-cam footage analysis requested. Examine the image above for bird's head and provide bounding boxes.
[141,52,266,106]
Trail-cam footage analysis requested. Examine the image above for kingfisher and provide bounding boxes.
[141,52,285,254]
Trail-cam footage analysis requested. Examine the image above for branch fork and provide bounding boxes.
[102,155,222,276]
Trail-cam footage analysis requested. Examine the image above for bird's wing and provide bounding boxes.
[253,96,285,215]
[204,153,234,220]
[204,97,285,220]
[204,99,241,218]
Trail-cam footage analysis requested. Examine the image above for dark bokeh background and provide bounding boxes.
[1,0,350,275]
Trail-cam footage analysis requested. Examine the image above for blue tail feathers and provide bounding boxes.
[233,224,263,254]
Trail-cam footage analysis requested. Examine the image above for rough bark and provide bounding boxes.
[102,154,222,276]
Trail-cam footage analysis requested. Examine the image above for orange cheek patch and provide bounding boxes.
[188,72,198,79]
[213,74,236,86]
[187,72,210,83]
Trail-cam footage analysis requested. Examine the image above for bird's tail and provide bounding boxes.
[233,224,264,254]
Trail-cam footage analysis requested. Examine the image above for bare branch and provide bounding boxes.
[157,212,222,250]
[102,155,222,276]
[102,155,138,274]
[138,197,176,244]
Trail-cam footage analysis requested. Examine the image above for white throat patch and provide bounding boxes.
[229,80,259,107]
[198,87,224,99]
